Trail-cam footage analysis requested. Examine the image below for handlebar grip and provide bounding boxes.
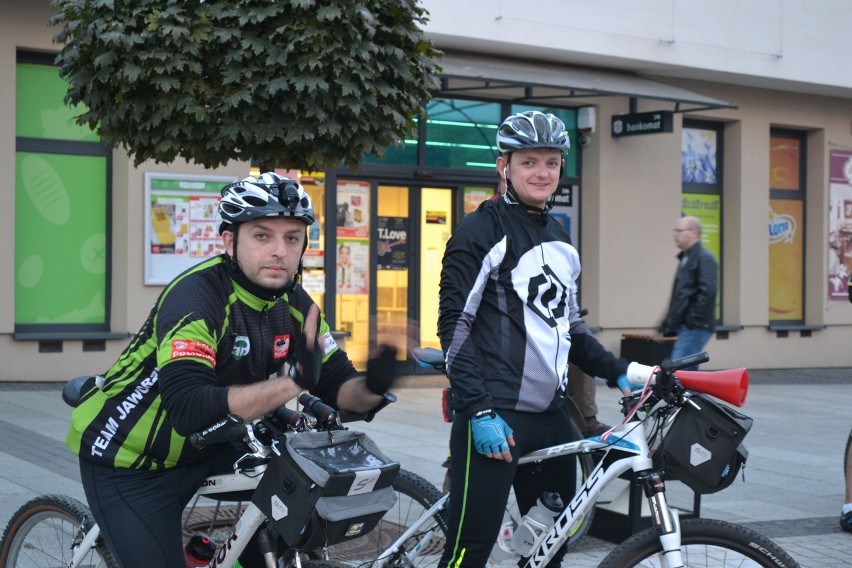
[661,352,709,373]
[298,393,338,426]
[188,413,244,449]
[626,361,656,383]
[272,406,307,431]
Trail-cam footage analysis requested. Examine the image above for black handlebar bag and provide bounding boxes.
[252,429,400,549]
[654,393,753,494]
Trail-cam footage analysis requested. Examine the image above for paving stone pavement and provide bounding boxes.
[0,366,850,567]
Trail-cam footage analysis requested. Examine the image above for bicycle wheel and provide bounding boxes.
[323,468,448,568]
[0,494,120,568]
[598,517,801,568]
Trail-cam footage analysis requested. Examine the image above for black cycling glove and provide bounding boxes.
[289,320,322,391]
[365,345,399,395]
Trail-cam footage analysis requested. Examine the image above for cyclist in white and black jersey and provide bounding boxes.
[66,172,399,568]
[437,111,634,568]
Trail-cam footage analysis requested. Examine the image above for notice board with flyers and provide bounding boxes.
[144,172,237,285]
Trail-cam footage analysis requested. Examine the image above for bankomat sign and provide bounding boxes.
[611,111,674,137]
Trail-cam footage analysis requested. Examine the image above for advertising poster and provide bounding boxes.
[336,238,369,294]
[682,193,721,320]
[681,193,721,261]
[377,217,408,270]
[768,199,804,320]
[770,136,801,190]
[682,127,718,184]
[336,181,370,238]
[425,210,447,224]
[301,272,326,295]
[463,187,493,214]
[144,173,236,285]
[828,148,852,300]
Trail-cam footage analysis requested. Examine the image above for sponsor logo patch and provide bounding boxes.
[319,331,338,356]
[232,336,250,360]
[171,339,216,365]
[273,334,291,360]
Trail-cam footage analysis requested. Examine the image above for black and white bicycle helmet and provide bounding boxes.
[217,172,314,234]
[496,110,570,154]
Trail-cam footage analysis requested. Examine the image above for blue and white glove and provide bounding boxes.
[616,373,645,393]
[471,411,513,455]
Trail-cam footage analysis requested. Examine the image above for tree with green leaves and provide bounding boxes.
[51,0,440,170]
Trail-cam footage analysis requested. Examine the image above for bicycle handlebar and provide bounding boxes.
[188,391,398,450]
[626,351,749,407]
[626,352,710,386]
[661,352,710,373]
[188,413,245,449]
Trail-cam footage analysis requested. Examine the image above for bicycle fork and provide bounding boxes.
[637,472,685,568]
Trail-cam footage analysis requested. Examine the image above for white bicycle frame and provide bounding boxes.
[68,434,277,568]
[373,413,687,568]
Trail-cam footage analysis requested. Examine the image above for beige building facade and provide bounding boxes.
[2,1,851,381]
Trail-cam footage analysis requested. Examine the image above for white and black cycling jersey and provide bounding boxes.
[438,196,626,417]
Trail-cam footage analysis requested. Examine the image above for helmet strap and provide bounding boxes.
[228,224,241,270]
[291,228,310,287]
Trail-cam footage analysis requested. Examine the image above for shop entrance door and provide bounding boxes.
[332,182,455,369]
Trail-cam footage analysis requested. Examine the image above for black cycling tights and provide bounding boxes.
[439,407,578,568]
[80,452,237,568]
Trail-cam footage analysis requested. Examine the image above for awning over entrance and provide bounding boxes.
[434,53,735,113]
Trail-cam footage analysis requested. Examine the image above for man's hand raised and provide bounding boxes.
[290,304,322,390]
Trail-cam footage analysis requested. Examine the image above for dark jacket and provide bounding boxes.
[438,197,627,418]
[659,242,718,335]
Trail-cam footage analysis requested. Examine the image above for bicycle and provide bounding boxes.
[0,380,445,568]
[404,347,597,563]
[369,350,801,568]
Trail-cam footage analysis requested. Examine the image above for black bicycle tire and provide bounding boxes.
[598,517,801,568]
[324,468,448,568]
[0,494,120,568]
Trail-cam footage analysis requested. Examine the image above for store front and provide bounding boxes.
[237,54,733,371]
[259,93,591,371]
[296,169,581,372]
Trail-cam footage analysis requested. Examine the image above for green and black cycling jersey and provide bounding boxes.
[66,255,357,470]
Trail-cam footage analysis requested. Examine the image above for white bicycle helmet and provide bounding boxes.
[496,111,570,154]
[217,172,314,234]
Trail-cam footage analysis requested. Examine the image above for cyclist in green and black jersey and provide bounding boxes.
[66,172,398,568]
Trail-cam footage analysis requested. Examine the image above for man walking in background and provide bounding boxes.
[652,216,718,370]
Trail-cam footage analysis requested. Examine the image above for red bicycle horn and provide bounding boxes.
[675,368,749,407]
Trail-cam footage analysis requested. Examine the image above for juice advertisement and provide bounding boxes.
[768,199,803,320]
